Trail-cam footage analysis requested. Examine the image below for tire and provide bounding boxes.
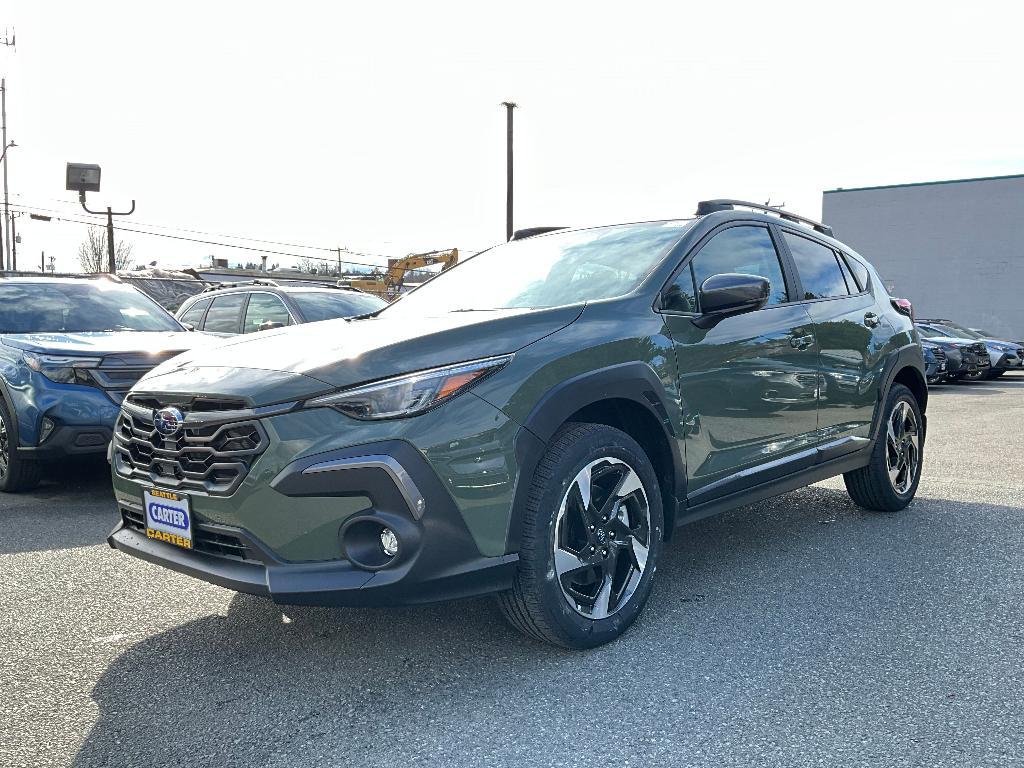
[0,399,43,493]
[844,383,923,512]
[498,423,664,649]
[986,369,1005,380]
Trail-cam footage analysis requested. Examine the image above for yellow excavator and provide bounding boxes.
[343,248,459,301]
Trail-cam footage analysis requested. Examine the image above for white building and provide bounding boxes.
[822,174,1024,340]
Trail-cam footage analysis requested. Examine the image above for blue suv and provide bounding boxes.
[0,275,218,492]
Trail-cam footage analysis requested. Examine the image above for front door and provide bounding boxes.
[661,224,820,500]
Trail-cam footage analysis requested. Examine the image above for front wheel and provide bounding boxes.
[0,400,43,493]
[844,383,923,512]
[498,423,664,649]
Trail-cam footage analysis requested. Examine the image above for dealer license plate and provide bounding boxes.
[143,488,193,550]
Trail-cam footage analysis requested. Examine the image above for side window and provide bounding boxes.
[662,265,697,312]
[783,232,851,300]
[841,253,870,292]
[203,293,246,333]
[835,252,859,293]
[689,226,789,309]
[243,293,292,333]
[179,298,211,329]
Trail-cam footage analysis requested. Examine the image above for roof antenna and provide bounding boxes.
[764,198,785,209]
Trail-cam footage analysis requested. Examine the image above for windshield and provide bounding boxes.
[923,323,979,339]
[929,321,981,339]
[291,290,388,321]
[0,281,182,333]
[384,221,691,314]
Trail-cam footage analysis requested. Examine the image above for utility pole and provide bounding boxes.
[335,247,342,277]
[1,78,10,269]
[9,211,16,270]
[40,249,44,272]
[501,101,517,241]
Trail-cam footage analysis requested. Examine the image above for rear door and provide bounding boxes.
[778,229,890,445]
[661,223,820,500]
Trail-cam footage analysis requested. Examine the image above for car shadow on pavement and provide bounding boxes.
[70,485,1024,768]
[0,457,116,555]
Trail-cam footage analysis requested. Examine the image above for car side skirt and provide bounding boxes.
[677,440,872,526]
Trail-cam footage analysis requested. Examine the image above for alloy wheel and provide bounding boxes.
[553,457,651,619]
[885,400,920,495]
[0,411,9,477]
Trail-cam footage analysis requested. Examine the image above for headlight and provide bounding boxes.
[305,355,512,420]
[23,353,99,385]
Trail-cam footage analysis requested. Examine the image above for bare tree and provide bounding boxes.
[295,256,326,274]
[78,226,135,273]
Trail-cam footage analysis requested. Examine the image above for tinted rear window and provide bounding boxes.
[841,253,870,292]
[784,233,850,300]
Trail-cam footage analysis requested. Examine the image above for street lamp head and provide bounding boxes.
[66,162,102,193]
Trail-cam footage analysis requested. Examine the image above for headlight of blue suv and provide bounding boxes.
[23,353,99,385]
[306,355,512,420]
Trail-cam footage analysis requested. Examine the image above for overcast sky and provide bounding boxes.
[3,1,1023,273]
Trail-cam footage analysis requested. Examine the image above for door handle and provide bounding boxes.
[864,312,880,328]
[789,333,814,350]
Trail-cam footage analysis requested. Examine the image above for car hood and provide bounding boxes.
[137,305,584,405]
[922,334,979,347]
[0,331,221,358]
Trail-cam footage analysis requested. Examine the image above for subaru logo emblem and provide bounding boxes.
[153,406,184,437]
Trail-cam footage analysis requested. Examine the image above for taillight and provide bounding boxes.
[891,297,914,320]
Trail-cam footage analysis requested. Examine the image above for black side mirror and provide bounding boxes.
[693,273,770,329]
[181,322,196,332]
[258,320,285,332]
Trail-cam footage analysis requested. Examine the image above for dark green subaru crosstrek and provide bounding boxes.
[109,200,927,648]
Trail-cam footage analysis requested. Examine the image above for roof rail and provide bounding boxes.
[511,226,568,241]
[695,199,834,237]
[200,278,280,293]
[333,281,368,293]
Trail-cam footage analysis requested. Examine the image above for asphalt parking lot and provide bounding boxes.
[2,376,1023,768]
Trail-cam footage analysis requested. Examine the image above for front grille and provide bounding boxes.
[113,398,267,495]
[120,507,258,562]
[932,347,946,363]
[89,353,185,403]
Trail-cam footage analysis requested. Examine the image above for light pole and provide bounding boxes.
[501,101,516,241]
[0,137,14,269]
[65,162,136,273]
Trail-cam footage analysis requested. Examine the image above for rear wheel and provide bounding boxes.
[844,383,923,512]
[0,400,43,493]
[498,423,663,649]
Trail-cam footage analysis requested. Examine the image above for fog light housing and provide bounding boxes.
[39,417,56,443]
[380,527,399,557]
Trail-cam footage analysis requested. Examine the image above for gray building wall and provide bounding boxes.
[822,174,1024,340]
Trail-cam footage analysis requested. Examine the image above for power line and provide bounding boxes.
[7,202,450,276]
[10,193,492,259]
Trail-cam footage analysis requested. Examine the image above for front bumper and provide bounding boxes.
[108,438,519,606]
[991,351,1023,371]
[17,423,112,459]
